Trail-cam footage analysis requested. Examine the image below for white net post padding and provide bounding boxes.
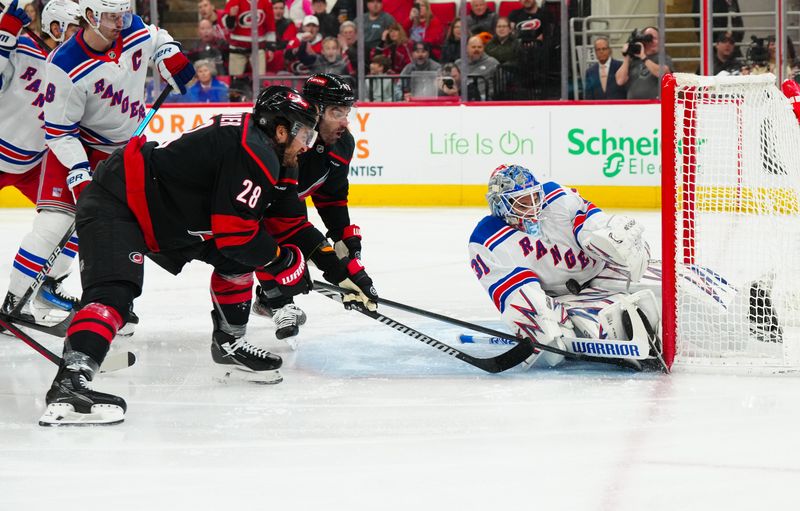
[665,73,800,369]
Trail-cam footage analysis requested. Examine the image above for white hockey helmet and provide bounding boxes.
[42,0,82,43]
[79,0,133,31]
[487,164,545,236]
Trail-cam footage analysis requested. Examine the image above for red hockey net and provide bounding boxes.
[662,73,800,369]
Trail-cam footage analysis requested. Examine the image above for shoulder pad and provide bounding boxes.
[469,215,518,250]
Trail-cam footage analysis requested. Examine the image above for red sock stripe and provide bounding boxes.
[66,303,123,344]
[210,272,254,305]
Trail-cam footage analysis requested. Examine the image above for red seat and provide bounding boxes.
[430,1,457,28]
[498,0,522,17]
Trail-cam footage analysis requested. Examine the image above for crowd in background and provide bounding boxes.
[17,0,800,103]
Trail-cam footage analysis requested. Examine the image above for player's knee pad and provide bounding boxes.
[81,282,138,325]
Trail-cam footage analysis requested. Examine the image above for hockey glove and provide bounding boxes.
[259,244,312,298]
[338,258,378,312]
[67,163,92,202]
[782,79,800,125]
[154,42,195,94]
[333,224,362,260]
[0,0,31,50]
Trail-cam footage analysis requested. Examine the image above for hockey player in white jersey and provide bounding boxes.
[468,164,663,369]
[2,0,194,332]
[0,0,82,330]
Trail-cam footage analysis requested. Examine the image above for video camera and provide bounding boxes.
[622,29,654,58]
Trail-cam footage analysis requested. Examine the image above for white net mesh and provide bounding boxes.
[669,73,800,368]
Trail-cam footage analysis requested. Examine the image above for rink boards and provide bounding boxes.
[0,100,663,209]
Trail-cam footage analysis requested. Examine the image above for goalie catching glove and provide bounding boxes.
[0,0,30,50]
[313,243,378,311]
[585,215,649,282]
[154,42,195,94]
[256,245,312,298]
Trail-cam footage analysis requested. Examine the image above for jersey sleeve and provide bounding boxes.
[147,20,176,53]
[210,147,281,269]
[541,181,611,249]
[468,215,566,344]
[262,191,326,256]
[44,64,90,172]
[312,138,354,240]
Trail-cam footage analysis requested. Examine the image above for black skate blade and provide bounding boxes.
[0,310,74,338]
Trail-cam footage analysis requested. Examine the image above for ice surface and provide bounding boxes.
[1,207,798,511]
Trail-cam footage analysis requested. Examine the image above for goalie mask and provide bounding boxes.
[487,164,544,236]
[42,0,82,43]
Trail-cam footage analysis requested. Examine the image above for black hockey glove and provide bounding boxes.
[333,224,362,260]
[258,245,312,298]
[338,258,378,312]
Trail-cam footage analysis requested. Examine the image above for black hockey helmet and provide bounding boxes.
[302,73,356,108]
[253,85,319,145]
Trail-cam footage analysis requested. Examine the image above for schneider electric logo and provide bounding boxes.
[567,128,660,178]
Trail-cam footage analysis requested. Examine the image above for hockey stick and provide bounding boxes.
[314,281,644,372]
[0,316,136,373]
[314,286,536,373]
[458,333,650,360]
[133,85,172,137]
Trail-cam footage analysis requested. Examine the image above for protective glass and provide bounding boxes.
[292,123,318,148]
[99,10,133,30]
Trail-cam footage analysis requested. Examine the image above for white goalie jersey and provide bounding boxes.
[0,36,49,174]
[44,16,174,170]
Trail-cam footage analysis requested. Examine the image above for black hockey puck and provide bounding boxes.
[566,279,582,295]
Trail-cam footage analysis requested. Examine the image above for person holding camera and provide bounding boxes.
[403,0,445,59]
[615,26,673,100]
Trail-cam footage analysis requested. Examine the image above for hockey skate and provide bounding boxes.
[117,308,139,337]
[39,346,126,426]
[252,285,306,346]
[0,278,76,337]
[749,282,783,343]
[209,311,283,384]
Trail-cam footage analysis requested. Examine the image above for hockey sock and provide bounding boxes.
[65,303,124,365]
[210,271,253,326]
[8,210,78,297]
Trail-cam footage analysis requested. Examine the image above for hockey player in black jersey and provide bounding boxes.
[39,86,320,426]
[253,73,379,343]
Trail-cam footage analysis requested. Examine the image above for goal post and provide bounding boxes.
[661,72,800,370]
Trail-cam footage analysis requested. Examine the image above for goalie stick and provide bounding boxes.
[0,316,136,373]
[314,286,536,373]
[314,281,647,372]
[458,333,650,360]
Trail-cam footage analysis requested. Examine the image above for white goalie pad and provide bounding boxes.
[585,216,649,282]
[598,290,661,350]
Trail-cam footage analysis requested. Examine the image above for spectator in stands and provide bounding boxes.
[400,41,441,100]
[508,0,549,39]
[285,15,325,74]
[184,59,230,103]
[440,18,462,64]
[455,36,499,100]
[363,0,396,63]
[273,0,299,49]
[223,0,277,80]
[338,20,358,66]
[198,0,226,41]
[485,17,519,66]
[706,31,743,75]
[692,0,744,52]
[298,36,354,75]
[615,26,673,100]
[437,63,480,100]
[584,36,626,100]
[404,0,445,59]
[24,2,42,37]
[188,19,229,76]
[371,22,414,74]
[467,0,496,37]
[368,54,395,101]
[333,0,356,23]
[311,0,339,37]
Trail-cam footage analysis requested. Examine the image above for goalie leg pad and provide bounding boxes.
[598,290,661,354]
